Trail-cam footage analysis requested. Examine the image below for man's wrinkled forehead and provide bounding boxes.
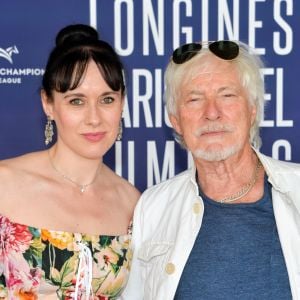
[188,55,235,79]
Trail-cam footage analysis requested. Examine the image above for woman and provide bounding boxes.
[0,24,140,299]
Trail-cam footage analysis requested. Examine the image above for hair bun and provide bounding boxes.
[55,24,99,47]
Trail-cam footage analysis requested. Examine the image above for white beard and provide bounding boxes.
[191,123,242,161]
[193,143,241,162]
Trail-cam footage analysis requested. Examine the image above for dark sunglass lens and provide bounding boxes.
[209,41,239,60]
[172,43,202,64]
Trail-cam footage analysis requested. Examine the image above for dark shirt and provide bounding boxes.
[174,176,292,299]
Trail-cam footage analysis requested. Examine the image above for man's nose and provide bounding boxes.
[204,98,221,121]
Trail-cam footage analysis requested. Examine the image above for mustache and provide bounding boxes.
[194,124,235,137]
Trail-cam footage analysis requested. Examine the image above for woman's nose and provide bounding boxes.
[85,103,101,126]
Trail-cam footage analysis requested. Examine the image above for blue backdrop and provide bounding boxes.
[0,0,299,192]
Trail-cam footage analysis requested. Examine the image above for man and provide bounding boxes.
[122,41,300,299]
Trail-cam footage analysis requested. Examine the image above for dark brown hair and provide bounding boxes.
[42,24,125,100]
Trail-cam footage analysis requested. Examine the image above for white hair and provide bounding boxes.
[164,41,265,149]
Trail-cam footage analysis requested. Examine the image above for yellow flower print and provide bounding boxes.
[82,234,101,251]
[41,230,73,250]
[14,289,38,300]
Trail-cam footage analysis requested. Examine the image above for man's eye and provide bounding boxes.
[102,97,114,104]
[70,98,83,105]
[186,97,203,105]
[221,92,237,98]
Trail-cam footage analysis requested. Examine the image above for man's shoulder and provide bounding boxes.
[144,168,193,193]
[135,168,195,223]
[258,152,300,173]
[258,152,300,199]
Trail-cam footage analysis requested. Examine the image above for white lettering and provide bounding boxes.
[0,77,21,84]
[0,68,44,76]
[128,141,135,184]
[260,68,275,127]
[248,0,266,54]
[114,141,135,185]
[273,0,293,55]
[115,141,122,177]
[143,0,164,55]
[272,139,291,160]
[114,0,134,55]
[147,141,175,187]
[218,0,239,40]
[132,69,153,127]
[122,94,132,127]
[275,68,293,126]
[173,0,193,49]
[201,0,209,41]
[260,68,292,127]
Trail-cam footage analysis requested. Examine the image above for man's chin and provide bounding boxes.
[192,145,240,162]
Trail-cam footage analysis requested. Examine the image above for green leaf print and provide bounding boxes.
[60,254,79,288]
[110,262,120,274]
[50,267,61,284]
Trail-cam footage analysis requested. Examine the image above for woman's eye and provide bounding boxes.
[102,97,114,104]
[70,98,83,105]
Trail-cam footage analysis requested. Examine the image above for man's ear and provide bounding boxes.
[169,114,182,135]
[250,104,257,126]
[41,90,54,118]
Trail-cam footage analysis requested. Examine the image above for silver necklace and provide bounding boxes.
[48,150,101,193]
[219,160,262,203]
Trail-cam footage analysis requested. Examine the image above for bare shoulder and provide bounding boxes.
[0,151,45,174]
[0,151,47,209]
[118,175,141,203]
[102,165,140,205]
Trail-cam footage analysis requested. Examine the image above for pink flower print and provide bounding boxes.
[0,216,32,258]
[6,251,42,287]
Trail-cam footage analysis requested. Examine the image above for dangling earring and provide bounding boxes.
[116,119,123,141]
[45,116,54,145]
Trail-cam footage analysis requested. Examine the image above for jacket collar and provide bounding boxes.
[189,164,199,194]
[189,148,292,194]
[254,149,291,194]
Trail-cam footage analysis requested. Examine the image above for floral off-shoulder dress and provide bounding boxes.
[0,214,132,299]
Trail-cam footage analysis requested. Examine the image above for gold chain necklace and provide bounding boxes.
[219,160,262,203]
[48,150,101,193]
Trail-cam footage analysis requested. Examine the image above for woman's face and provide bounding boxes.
[42,60,124,160]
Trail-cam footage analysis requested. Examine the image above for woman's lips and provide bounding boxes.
[82,132,106,142]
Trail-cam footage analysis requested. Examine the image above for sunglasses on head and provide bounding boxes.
[172,40,239,64]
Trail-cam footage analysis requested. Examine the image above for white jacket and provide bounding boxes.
[122,152,300,300]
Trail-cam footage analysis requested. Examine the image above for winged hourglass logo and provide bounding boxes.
[0,45,19,64]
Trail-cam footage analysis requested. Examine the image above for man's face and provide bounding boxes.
[170,56,256,162]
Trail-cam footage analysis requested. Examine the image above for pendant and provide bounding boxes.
[80,185,86,193]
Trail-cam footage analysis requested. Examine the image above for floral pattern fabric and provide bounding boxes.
[0,214,132,299]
